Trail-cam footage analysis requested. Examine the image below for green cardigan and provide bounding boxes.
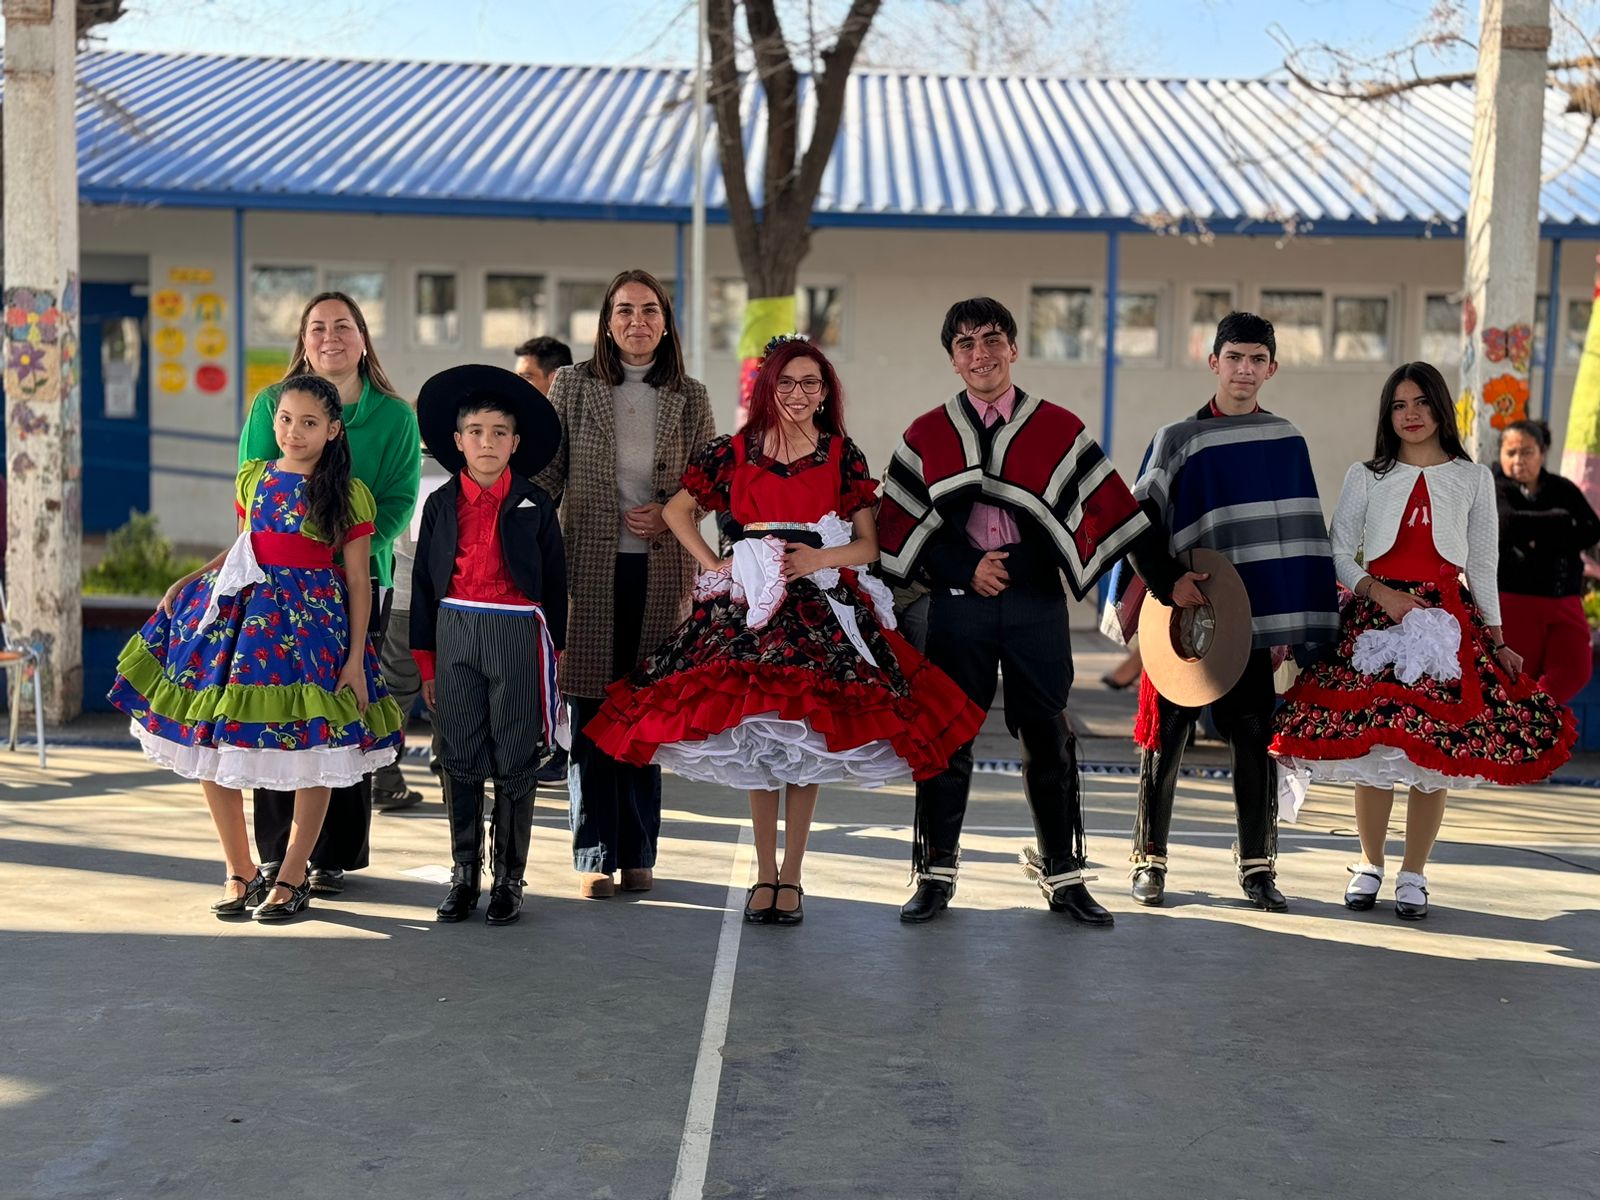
[239,377,420,587]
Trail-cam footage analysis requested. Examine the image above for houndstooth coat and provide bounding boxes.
[535,361,717,699]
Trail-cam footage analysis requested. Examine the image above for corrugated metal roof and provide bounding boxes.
[29,49,1600,233]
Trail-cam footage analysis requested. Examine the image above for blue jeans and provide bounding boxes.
[568,554,661,874]
[568,694,661,873]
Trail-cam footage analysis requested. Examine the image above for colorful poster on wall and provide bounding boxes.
[245,347,290,405]
[149,264,231,405]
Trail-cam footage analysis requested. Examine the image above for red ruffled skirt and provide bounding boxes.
[1270,571,1576,789]
[585,574,984,789]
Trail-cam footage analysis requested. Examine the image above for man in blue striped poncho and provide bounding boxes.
[1122,312,1340,913]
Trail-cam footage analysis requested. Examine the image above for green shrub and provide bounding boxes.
[83,511,206,597]
[1585,587,1600,631]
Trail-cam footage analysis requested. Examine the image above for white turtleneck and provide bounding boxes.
[615,358,660,553]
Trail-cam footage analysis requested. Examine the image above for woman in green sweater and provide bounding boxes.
[238,291,420,892]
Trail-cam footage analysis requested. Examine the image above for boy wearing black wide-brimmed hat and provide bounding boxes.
[412,365,567,926]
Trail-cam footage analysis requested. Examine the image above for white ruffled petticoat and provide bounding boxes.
[652,717,911,789]
[1279,746,1474,796]
[131,721,397,790]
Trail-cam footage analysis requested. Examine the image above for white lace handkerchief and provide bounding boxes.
[1352,606,1462,685]
[196,530,267,633]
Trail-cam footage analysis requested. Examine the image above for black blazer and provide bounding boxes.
[411,472,569,656]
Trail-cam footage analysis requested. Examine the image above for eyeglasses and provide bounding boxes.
[775,377,824,396]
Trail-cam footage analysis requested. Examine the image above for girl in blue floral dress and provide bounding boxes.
[109,374,404,921]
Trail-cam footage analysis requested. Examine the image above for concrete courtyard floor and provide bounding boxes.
[4,644,1600,1199]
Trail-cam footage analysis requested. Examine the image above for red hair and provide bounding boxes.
[745,339,846,451]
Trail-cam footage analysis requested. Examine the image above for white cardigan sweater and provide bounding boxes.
[1329,457,1502,626]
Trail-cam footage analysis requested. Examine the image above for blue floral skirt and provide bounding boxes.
[108,563,403,790]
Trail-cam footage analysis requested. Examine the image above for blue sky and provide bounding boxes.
[82,0,1476,78]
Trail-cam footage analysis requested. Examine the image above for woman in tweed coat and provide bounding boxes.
[536,269,716,898]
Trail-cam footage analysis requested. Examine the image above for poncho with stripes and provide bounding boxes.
[1128,405,1340,652]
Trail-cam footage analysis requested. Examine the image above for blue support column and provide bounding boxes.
[234,208,246,437]
[674,222,686,343]
[1542,237,1564,422]
[1098,230,1121,606]
[1101,230,1120,454]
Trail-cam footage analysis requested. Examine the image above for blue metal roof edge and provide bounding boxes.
[81,186,1600,238]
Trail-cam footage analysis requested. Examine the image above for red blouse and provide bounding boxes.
[683,431,878,523]
[1368,473,1452,579]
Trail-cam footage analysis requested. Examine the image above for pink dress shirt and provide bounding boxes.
[964,387,1022,551]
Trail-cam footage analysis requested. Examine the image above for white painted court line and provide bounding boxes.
[669,825,754,1200]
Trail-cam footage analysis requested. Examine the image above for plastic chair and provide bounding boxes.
[0,581,47,768]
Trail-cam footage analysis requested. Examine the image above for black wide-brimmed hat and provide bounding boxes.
[416,364,561,478]
[1138,548,1253,708]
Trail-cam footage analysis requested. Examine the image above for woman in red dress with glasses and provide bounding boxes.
[585,336,984,926]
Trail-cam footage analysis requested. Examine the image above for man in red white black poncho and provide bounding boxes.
[877,298,1149,925]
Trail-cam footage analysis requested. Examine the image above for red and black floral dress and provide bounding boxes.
[1272,474,1575,790]
[583,431,985,789]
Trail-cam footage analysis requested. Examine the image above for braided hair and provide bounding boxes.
[279,373,354,546]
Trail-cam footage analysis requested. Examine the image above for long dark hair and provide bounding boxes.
[279,373,354,546]
[1365,361,1470,475]
[587,268,686,391]
[745,338,846,455]
[285,291,400,397]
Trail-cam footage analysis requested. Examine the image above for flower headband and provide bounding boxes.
[761,332,810,360]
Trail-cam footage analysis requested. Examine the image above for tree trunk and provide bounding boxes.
[705,0,882,414]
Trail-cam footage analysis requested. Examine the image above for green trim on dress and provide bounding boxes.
[117,637,406,741]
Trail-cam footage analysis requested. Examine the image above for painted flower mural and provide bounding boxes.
[4,286,64,397]
[1483,373,1530,430]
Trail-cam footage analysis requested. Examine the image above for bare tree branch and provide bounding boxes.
[1282,53,1600,103]
[706,0,762,278]
[794,0,879,212]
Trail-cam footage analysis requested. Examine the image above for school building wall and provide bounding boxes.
[76,205,1600,550]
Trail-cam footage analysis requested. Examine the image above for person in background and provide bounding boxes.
[1495,418,1600,704]
[370,521,424,812]
[515,335,574,397]
[1101,645,1141,691]
[515,334,575,785]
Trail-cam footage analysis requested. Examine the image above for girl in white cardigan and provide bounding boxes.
[1272,362,1574,920]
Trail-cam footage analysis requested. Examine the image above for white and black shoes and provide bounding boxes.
[1343,863,1429,920]
[1343,863,1383,911]
[1393,871,1429,921]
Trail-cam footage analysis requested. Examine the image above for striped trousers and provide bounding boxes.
[432,604,551,797]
